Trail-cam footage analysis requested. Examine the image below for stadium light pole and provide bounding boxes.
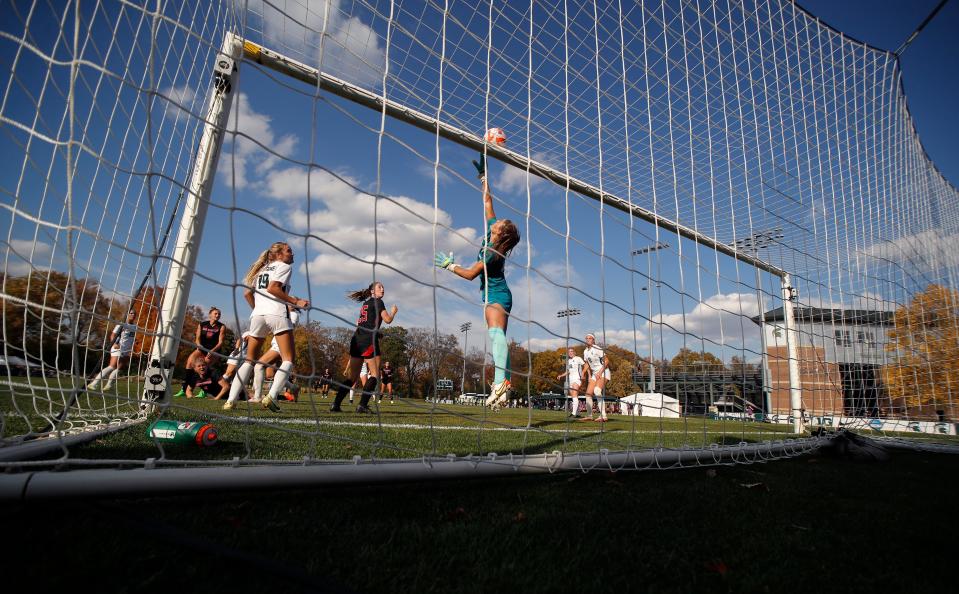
[631,242,668,391]
[731,229,799,430]
[557,308,581,407]
[460,322,472,395]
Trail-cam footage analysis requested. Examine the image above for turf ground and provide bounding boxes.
[4,443,955,593]
[3,378,956,465]
[4,378,802,463]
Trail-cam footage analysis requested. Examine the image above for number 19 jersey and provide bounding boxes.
[251,261,292,318]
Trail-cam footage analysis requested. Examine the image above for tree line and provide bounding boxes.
[4,270,954,410]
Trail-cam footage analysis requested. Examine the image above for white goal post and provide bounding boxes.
[146,33,805,431]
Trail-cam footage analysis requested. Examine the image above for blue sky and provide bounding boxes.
[798,0,959,188]
[2,0,956,365]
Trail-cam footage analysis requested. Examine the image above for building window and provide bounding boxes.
[834,329,853,347]
[857,331,866,344]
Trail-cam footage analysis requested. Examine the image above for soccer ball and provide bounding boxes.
[485,127,506,146]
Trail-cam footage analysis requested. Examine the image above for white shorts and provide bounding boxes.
[226,355,241,367]
[269,337,280,353]
[568,377,582,390]
[588,369,610,382]
[110,348,132,359]
[248,314,293,338]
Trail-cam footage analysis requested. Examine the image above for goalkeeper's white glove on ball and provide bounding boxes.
[434,251,457,272]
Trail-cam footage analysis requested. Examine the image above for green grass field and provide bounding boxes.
[3,377,956,467]
[3,378,802,463]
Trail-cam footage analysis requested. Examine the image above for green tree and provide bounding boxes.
[669,348,724,374]
[530,348,565,395]
[380,326,410,393]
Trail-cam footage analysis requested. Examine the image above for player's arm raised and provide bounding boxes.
[435,253,486,281]
[381,304,398,324]
[267,280,309,309]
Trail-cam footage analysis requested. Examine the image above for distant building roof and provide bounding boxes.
[752,306,895,326]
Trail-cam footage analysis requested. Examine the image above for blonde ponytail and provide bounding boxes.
[244,242,287,286]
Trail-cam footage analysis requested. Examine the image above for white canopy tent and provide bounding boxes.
[619,393,681,418]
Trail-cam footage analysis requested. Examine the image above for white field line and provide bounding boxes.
[224,416,788,436]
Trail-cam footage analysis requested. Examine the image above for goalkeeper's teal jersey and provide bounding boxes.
[477,217,512,312]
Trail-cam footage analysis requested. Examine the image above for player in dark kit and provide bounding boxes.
[331,282,398,413]
[183,359,230,400]
[379,361,395,404]
[318,368,333,398]
[187,307,225,369]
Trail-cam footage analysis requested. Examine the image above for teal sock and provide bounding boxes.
[505,344,511,381]
[488,327,508,385]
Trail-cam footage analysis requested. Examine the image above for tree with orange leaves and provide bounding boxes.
[883,284,959,412]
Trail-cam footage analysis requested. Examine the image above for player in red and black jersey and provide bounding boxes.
[379,361,395,404]
[331,281,398,413]
[187,307,225,370]
[315,367,333,398]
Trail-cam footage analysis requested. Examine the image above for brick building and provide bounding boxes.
[753,307,894,417]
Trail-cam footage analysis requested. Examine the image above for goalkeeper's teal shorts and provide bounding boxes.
[483,283,512,313]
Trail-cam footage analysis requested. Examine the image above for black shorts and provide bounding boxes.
[381,378,393,387]
[349,333,380,359]
[319,379,331,388]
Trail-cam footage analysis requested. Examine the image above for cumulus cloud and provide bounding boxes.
[652,292,761,349]
[2,239,53,276]
[238,0,385,88]
[159,85,197,115]
[256,165,483,327]
[860,229,959,273]
[218,93,299,190]
[497,161,546,196]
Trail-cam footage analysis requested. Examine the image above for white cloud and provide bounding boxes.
[218,93,298,190]
[496,156,548,196]
[653,292,761,348]
[2,239,53,276]
[256,166,482,326]
[860,229,959,272]
[164,85,195,105]
[239,0,385,89]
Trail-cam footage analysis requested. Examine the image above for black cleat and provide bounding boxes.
[355,405,373,414]
[330,405,343,412]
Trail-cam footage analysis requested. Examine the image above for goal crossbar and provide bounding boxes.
[239,38,788,279]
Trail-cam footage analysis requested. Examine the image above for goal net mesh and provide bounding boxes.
[1,0,957,479]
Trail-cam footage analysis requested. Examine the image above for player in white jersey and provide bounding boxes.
[347,361,369,404]
[223,331,251,382]
[245,311,301,403]
[582,333,610,422]
[88,309,137,392]
[557,347,585,418]
[224,242,309,412]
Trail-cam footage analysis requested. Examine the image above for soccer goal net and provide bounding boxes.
[1,0,957,497]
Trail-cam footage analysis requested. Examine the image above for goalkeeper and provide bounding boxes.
[435,155,520,410]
